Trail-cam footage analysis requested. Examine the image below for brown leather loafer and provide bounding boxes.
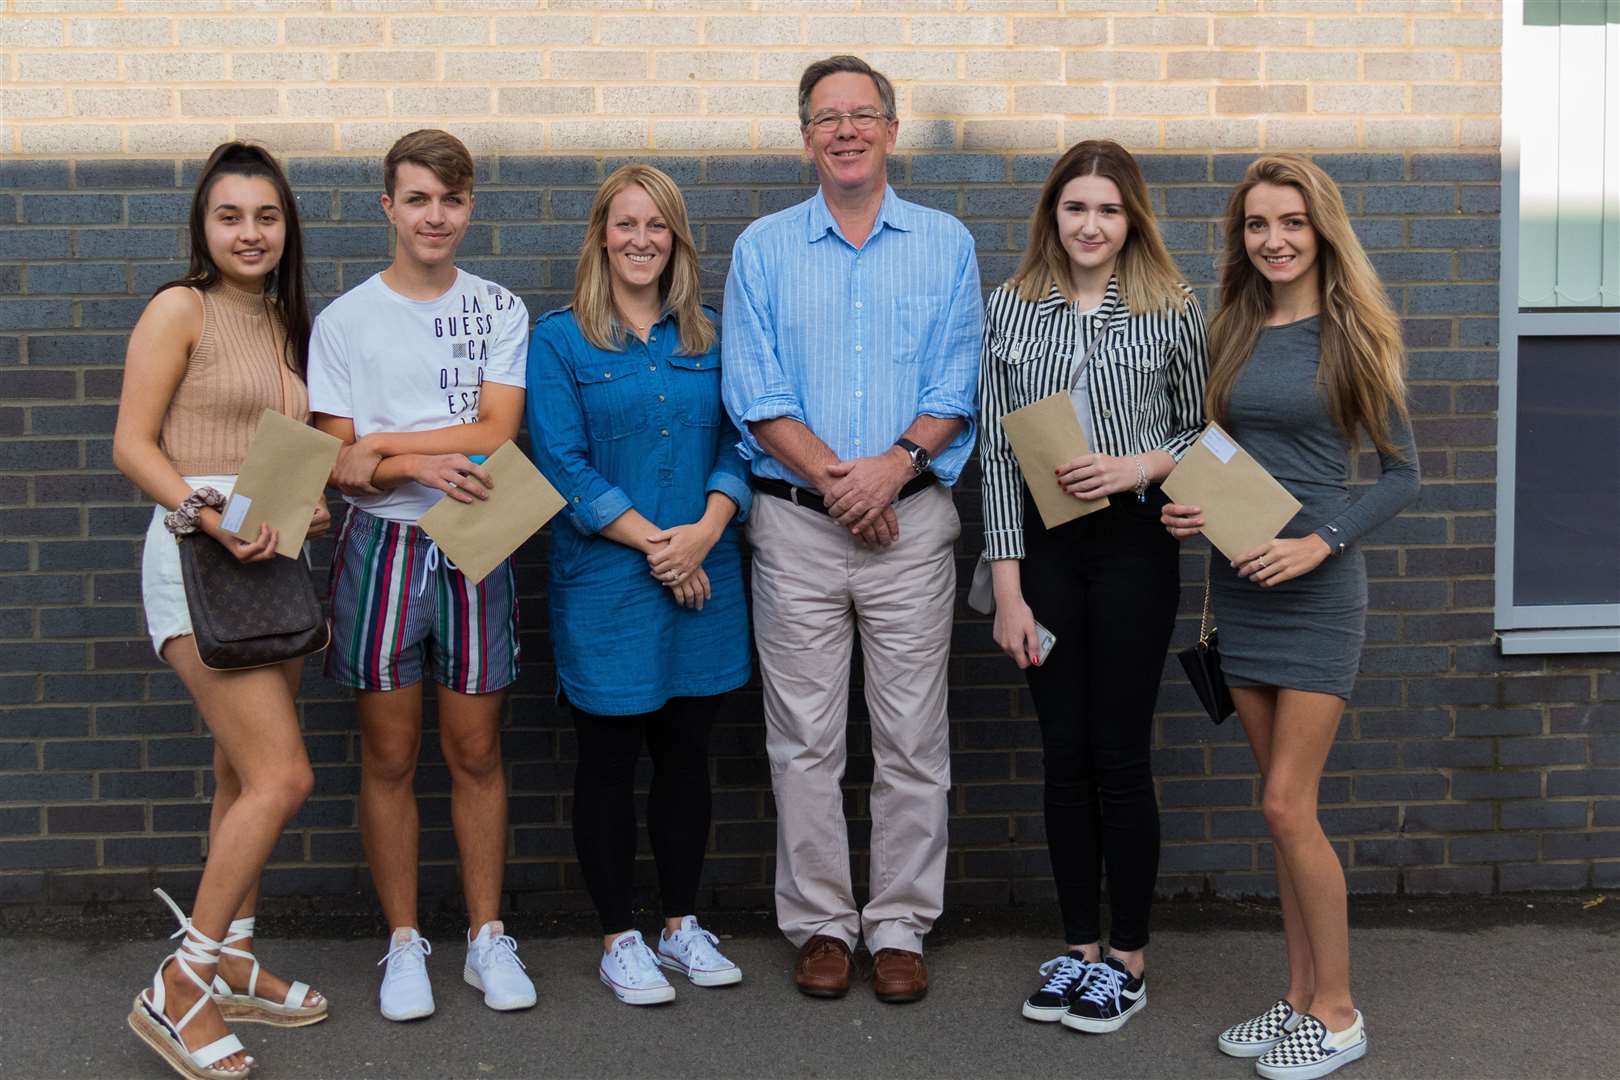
[872,948,929,1003]
[795,935,853,998]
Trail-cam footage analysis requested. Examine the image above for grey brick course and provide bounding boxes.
[0,150,1613,908]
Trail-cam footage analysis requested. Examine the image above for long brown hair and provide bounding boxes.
[1205,155,1409,458]
[572,164,715,356]
[157,142,309,380]
[158,142,310,377]
[1008,139,1186,313]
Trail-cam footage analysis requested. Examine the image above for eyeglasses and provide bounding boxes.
[804,109,891,133]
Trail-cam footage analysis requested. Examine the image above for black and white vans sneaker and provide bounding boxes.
[1059,956,1145,1033]
[1020,953,1096,1022]
[1255,1011,1367,1080]
[1217,998,1303,1058]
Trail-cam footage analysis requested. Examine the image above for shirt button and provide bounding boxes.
[649,365,656,372]
[661,429,669,437]
[1092,316,1104,327]
[855,390,863,398]
[853,438,861,446]
[1102,407,1113,419]
[573,496,580,503]
[603,372,612,379]
[658,394,665,402]
[855,345,863,352]
[855,301,863,309]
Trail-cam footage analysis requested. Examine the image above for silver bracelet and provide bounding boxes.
[163,486,227,537]
[1133,458,1149,503]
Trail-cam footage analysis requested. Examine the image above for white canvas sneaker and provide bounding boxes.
[599,930,675,1005]
[377,928,435,1022]
[464,920,537,1011]
[657,916,742,987]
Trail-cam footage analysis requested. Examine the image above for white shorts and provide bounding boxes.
[141,475,235,658]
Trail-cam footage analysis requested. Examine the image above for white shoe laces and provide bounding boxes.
[477,932,527,973]
[613,935,663,983]
[378,934,432,975]
[1036,954,1089,995]
[1078,962,1127,1009]
[669,926,729,970]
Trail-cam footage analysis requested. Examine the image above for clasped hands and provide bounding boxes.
[645,520,722,610]
[820,448,913,547]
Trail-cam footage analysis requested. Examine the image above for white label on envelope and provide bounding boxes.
[220,494,250,533]
[1201,427,1238,464]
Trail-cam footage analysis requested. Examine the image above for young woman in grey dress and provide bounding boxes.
[1162,156,1419,1080]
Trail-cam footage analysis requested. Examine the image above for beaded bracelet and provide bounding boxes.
[163,486,227,537]
[1133,458,1149,503]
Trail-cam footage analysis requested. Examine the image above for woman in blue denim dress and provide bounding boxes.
[525,165,751,1005]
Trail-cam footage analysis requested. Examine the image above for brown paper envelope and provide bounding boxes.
[1162,422,1302,562]
[1000,391,1108,529]
[417,440,566,586]
[221,409,342,559]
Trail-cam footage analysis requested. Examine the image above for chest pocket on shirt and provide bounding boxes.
[573,357,649,441]
[890,296,944,363]
[667,352,722,427]
[1098,338,1174,416]
[987,332,1061,405]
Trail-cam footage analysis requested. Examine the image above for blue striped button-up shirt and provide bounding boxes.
[721,186,982,487]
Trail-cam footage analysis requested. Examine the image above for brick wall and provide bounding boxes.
[2,1,1502,155]
[1,1,1616,909]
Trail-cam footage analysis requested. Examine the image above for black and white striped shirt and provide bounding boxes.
[977,276,1209,560]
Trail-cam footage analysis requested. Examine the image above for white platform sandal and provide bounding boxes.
[126,891,253,1080]
[211,915,329,1027]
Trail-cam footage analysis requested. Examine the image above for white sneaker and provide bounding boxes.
[1256,1011,1368,1080]
[464,920,537,1011]
[657,916,742,987]
[599,930,675,1005]
[377,928,435,1022]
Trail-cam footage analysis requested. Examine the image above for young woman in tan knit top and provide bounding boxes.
[113,143,328,1080]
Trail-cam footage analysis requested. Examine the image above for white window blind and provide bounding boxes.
[1516,0,1620,310]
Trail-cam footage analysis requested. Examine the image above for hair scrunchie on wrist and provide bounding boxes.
[163,486,227,537]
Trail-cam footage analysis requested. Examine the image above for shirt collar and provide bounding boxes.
[806,185,911,244]
[1037,274,1127,327]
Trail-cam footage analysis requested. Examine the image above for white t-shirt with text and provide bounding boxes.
[307,269,529,523]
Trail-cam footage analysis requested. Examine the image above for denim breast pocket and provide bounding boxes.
[668,352,722,428]
[573,357,649,441]
[1100,340,1173,411]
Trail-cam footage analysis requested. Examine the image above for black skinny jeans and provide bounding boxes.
[1020,488,1180,951]
[571,695,717,935]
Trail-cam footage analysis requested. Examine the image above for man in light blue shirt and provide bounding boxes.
[721,54,982,1004]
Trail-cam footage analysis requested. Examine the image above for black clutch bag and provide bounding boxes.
[1177,580,1234,725]
[177,533,329,670]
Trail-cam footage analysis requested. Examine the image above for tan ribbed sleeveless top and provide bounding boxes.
[159,282,310,476]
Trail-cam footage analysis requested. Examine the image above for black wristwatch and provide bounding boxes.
[895,438,931,476]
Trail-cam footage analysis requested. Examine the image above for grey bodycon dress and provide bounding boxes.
[1211,316,1421,698]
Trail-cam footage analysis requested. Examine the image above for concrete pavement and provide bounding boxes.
[1,898,1616,1079]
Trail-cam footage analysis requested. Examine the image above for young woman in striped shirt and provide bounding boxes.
[978,139,1208,1034]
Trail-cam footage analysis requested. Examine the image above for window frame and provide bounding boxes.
[1496,0,1620,654]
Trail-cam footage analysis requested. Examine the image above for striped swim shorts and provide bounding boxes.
[325,506,520,694]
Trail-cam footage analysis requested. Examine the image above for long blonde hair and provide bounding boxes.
[573,164,715,356]
[1206,155,1409,457]
[1008,139,1187,314]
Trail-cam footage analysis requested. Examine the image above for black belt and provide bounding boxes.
[753,472,937,516]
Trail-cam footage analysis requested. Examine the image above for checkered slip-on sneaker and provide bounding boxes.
[1255,1011,1367,1080]
[1217,998,1303,1058]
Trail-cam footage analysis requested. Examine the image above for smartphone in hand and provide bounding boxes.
[1033,620,1056,665]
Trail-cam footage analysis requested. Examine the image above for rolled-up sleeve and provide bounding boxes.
[524,322,633,536]
[720,232,805,461]
[919,229,983,484]
[706,411,754,524]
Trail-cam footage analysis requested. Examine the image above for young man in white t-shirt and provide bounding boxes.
[308,129,535,1021]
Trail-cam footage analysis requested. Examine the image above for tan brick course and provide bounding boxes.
[2,2,1503,155]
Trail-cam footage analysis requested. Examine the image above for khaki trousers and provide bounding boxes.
[748,483,959,955]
